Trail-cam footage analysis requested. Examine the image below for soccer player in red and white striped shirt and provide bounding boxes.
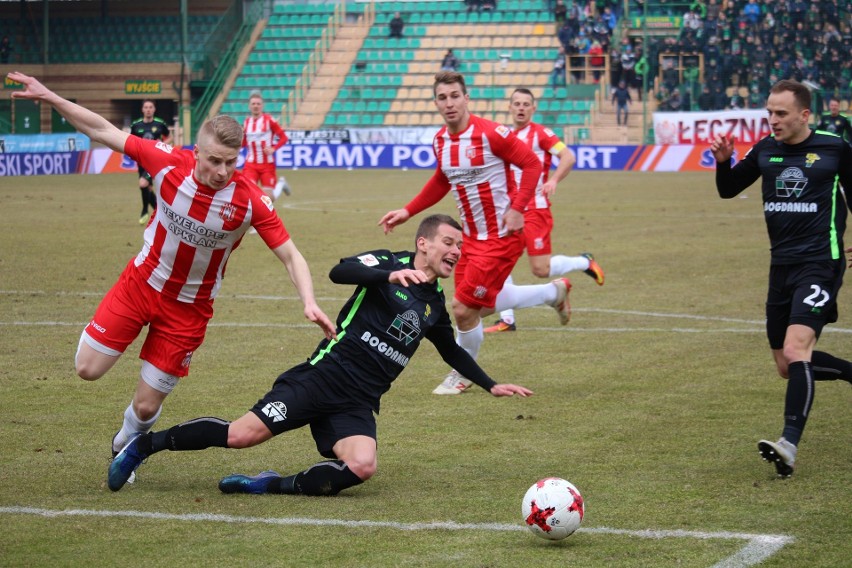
[379,72,573,394]
[486,88,605,333]
[8,72,335,476]
[242,91,290,201]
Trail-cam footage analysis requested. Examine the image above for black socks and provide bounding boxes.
[267,460,364,496]
[782,361,814,446]
[146,417,230,454]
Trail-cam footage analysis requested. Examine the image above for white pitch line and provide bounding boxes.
[0,506,793,567]
[4,288,852,334]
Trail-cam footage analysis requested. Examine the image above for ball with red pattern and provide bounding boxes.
[522,477,584,540]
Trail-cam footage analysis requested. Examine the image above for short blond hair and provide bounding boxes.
[198,115,243,150]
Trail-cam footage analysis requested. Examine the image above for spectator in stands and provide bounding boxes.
[389,12,404,38]
[712,85,727,110]
[553,0,567,28]
[440,49,460,71]
[601,6,618,33]
[550,46,566,88]
[743,0,761,29]
[667,88,683,111]
[662,58,679,93]
[481,0,496,11]
[747,84,763,109]
[728,90,745,110]
[817,97,852,144]
[557,21,574,52]
[464,0,482,12]
[0,36,10,64]
[588,40,604,83]
[612,80,631,126]
[698,85,714,110]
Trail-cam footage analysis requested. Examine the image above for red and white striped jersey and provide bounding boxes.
[125,136,290,303]
[421,114,539,240]
[512,122,567,210]
[242,114,288,164]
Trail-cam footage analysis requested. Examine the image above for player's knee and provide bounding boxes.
[132,400,162,422]
[226,426,266,449]
[531,265,550,278]
[344,456,377,481]
[75,361,102,381]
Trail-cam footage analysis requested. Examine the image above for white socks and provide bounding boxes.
[494,278,558,312]
[455,321,484,361]
[113,402,162,452]
[549,254,589,277]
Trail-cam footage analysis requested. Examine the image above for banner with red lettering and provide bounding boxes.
[653,110,771,145]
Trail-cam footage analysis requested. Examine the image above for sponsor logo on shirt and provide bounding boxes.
[804,153,820,168]
[260,195,274,211]
[155,141,173,153]
[775,167,807,198]
[360,331,411,367]
[387,310,421,345]
[357,254,380,267]
[495,124,511,138]
[261,401,287,423]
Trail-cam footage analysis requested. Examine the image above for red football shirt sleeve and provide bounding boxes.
[490,130,540,212]
[404,169,451,217]
[251,191,290,249]
[124,136,182,179]
[271,119,288,149]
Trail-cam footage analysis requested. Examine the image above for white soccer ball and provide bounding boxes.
[522,477,585,540]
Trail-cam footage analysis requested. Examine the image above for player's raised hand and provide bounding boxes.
[7,72,50,101]
[490,384,534,397]
[378,208,410,234]
[710,134,735,163]
[389,268,428,287]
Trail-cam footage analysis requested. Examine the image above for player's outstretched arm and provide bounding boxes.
[7,72,129,153]
[272,240,337,339]
[490,384,534,397]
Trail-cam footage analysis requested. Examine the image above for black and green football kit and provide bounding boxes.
[816,113,852,145]
[130,117,170,179]
[716,130,852,343]
[250,249,497,457]
[716,129,852,450]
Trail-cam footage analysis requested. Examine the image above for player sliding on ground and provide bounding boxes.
[109,215,532,495]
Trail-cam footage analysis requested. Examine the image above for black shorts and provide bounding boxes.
[765,260,845,349]
[138,167,152,182]
[250,362,377,459]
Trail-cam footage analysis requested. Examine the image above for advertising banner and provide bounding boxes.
[653,109,771,145]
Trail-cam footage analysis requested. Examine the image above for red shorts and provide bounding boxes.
[243,162,277,189]
[84,261,214,376]
[523,208,554,257]
[454,233,524,310]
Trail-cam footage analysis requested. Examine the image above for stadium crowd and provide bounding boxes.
[557,0,851,113]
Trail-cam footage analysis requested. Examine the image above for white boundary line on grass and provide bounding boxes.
[0,506,793,567]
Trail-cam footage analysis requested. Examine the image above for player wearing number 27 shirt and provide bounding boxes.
[380,71,573,395]
[712,79,852,478]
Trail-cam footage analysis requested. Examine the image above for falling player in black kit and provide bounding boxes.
[712,79,852,477]
[108,214,533,494]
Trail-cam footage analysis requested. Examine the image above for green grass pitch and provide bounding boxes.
[0,169,849,567]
